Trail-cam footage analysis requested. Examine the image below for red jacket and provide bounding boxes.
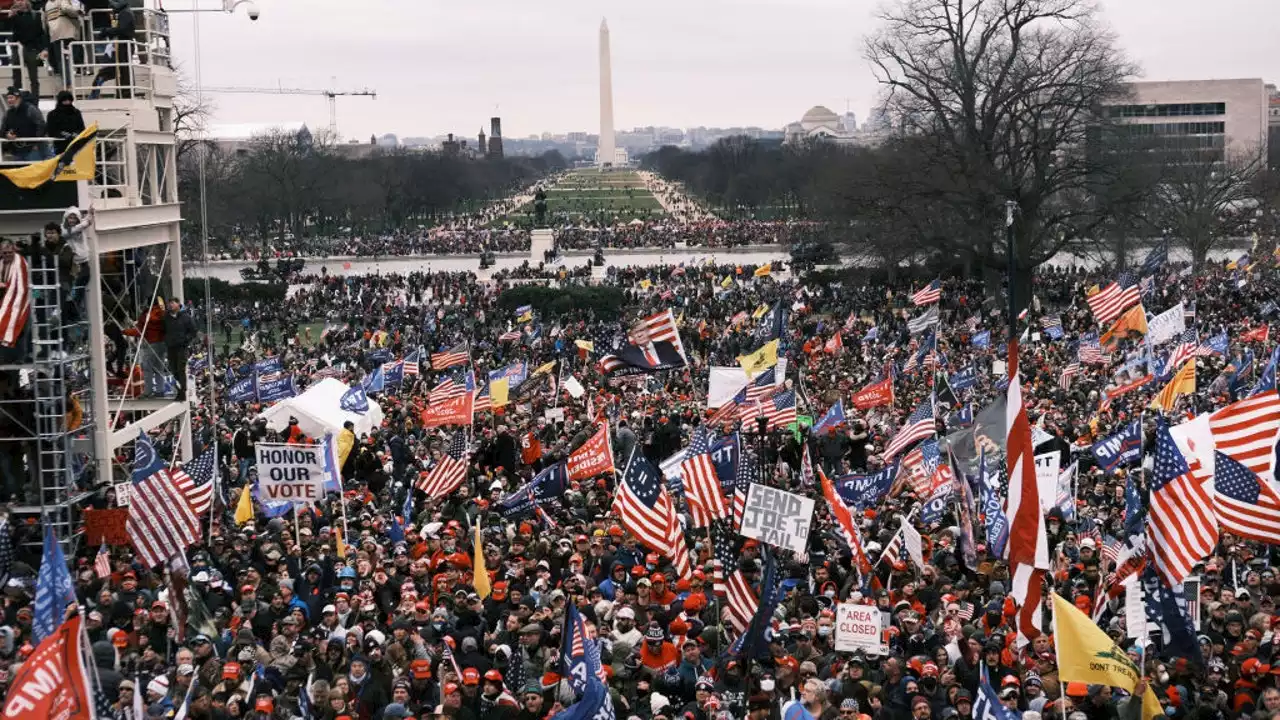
[123,305,166,344]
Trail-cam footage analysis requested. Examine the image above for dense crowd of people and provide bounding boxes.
[554,220,821,251]
[3,238,1279,720]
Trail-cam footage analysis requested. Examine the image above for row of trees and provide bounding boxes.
[176,129,567,248]
[644,0,1278,297]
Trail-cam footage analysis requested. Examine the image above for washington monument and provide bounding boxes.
[597,18,616,168]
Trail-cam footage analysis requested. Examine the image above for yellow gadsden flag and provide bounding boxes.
[0,124,98,189]
[738,339,780,378]
[1149,359,1196,411]
[473,523,491,600]
[1052,593,1163,720]
[234,486,254,526]
[489,378,510,407]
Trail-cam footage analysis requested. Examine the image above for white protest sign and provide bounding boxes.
[739,484,814,554]
[900,521,925,571]
[1147,303,1186,346]
[562,376,585,399]
[114,483,131,507]
[992,360,1007,378]
[255,443,328,505]
[1033,452,1060,513]
[835,604,886,655]
[544,407,565,423]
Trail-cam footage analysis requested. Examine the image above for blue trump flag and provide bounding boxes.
[560,604,591,698]
[971,330,991,348]
[499,461,569,519]
[227,375,256,403]
[1090,420,1142,475]
[383,360,405,388]
[1250,346,1280,397]
[340,385,369,414]
[257,375,297,403]
[811,400,847,436]
[33,524,75,643]
[834,464,897,511]
[363,366,385,394]
[949,365,979,392]
[980,452,1009,559]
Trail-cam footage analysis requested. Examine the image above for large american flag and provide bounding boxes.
[430,343,469,371]
[0,253,29,349]
[428,370,473,404]
[1164,329,1200,372]
[900,440,940,497]
[1147,423,1217,587]
[417,431,470,499]
[1059,362,1080,390]
[911,279,941,306]
[1005,340,1048,646]
[881,397,935,460]
[709,520,756,634]
[1086,278,1141,325]
[679,427,728,527]
[172,445,217,516]
[1078,334,1107,365]
[472,382,492,413]
[612,448,691,582]
[1209,389,1280,483]
[127,432,201,569]
[734,368,779,421]
[741,389,797,433]
[1214,451,1280,544]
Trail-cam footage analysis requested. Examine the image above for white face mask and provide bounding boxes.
[760,678,775,692]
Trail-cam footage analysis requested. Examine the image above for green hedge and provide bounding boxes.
[183,278,287,304]
[497,285,627,319]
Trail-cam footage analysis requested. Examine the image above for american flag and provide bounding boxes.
[733,368,779,421]
[430,343,469,371]
[679,427,728,527]
[710,520,755,633]
[881,397,936,460]
[0,253,29,348]
[1147,423,1218,587]
[1078,334,1107,365]
[600,309,686,372]
[94,543,111,579]
[428,370,473,404]
[127,432,201,569]
[498,329,522,342]
[1165,329,1201,372]
[1213,450,1280,544]
[403,348,422,376]
[1040,315,1064,339]
[911,279,941,306]
[441,639,463,679]
[1060,362,1080,390]
[1100,535,1122,568]
[472,381,492,413]
[612,448,691,582]
[900,440,940,497]
[1209,389,1280,482]
[1086,278,1141,325]
[1139,275,1156,299]
[172,445,217,516]
[1005,339,1048,646]
[708,520,737,598]
[417,431,470,500]
[732,441,753,531]
[740,389,796,432]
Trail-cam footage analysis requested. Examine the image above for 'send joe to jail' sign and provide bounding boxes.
[739,483,814,554]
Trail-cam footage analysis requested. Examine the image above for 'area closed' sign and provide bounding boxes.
[835,603,886,655]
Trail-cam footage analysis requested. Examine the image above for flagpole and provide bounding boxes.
[1006,200,1018,343]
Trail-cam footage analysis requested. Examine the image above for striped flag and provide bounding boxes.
[0,253,30,348]
[1086,279,1141,325]
[498,329,522,342]
[900,440,940,498]
[1147,422,1217,586]
[172,445,216,516]
[679,428,728,528]
[94,543,111,579]
[472,381,492,414]
[1213,451,1280,544]
[612,448,691,582]
[416,431,470,500]
[629,308,684,354]
[1005,339,1049,646]
[403,348,422,376]
[709,520,756,634]
[727,368,779,422]
[1209,390,1280,483]
[430,343,469,371]
[741,389,797,433]
[732,439,752,531]
[127,432,201,569]
[428,370,472,404]
[1078,334,1107,365]
[1149,360,1196,412]
[1059,362,1080,390]
[1165,329,1200,372]
[911,279,941,306]
[881,397,935,460]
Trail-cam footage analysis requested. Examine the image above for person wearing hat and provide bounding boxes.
[478,668,519,717]
[516,683,545,720]
[748,693,774,720]
[345,654,389,720]
[639,624,679,671]
[440,681,477,720]
[145,675,174,714]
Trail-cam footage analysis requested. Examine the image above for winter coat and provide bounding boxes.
[45,0,84,43]
[92,640,124,705]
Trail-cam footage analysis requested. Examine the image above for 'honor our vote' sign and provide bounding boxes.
[255,443,328,504]
[739,483,815,554]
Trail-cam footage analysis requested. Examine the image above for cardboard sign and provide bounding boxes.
[84,508,130,547]
[114,482,131,507]
[739,484,814,554]
[835,603,886,655]
[566,423,615,480]
[255,443,327,505]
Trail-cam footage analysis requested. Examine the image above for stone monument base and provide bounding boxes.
[531,229,555,262]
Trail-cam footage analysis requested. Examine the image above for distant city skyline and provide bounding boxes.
[172,0,1280,142]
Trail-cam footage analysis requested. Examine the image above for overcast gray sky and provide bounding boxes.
[167,0,1280,142]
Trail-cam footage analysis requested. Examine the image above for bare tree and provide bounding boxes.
[173,70,215,163]
[865,0,1137,304]
[1148,148,1263,268]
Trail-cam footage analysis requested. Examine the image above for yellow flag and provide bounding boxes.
[738,339,780,378]
[0,124,98,189]
[473,523,491,600]
[335,526,348,559]
[1101,304,1147,349]
[337,429,355,469]
[1052,593,1163,720]
[1149,359,1196,411]
[575,339,594,353]
[752,304,769,320]
[517,310,534,323]
[490,378,510,407]
[754,263,772,277]
[638,279,652,290]
[234,486,254,526]
[533,360,557,376]
[720,276,733,289]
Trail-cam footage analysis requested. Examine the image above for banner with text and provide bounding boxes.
[835,603,887,655]
[566,423,616,481]
[1,614,93,720]
[739,483,814,554]
[255,443,329,505]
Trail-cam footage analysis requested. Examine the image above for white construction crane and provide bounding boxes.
[202,85,378,139]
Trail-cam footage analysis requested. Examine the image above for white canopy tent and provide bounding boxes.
[256,378,384,438]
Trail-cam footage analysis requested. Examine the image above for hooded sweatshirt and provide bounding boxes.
[92,639,124,704]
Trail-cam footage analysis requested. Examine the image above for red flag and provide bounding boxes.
[420,393,475,428]
[2,614,93,720]
[566,423,616,481]
[823,333,844,354]
[819,469,873,577]
[521,432,542,466]
[852,378,894,410]
[1005,339,1048,646]
[1242,325,1270,343]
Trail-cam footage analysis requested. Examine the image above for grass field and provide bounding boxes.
[212,321,326,351]
[515,169,665,222]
